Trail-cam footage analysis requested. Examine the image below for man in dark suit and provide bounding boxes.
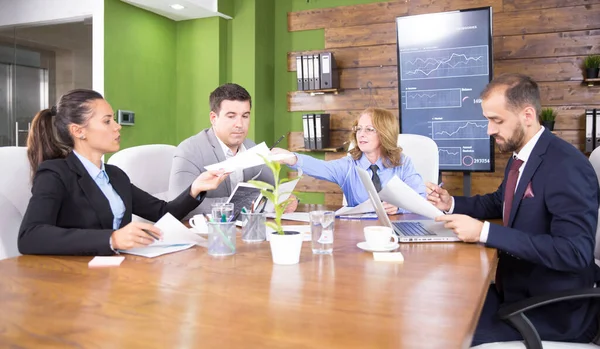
[427,74,600,345]
[168,83,298,217]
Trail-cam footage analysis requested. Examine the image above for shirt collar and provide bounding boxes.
[73,150,106,180]
[513,126,544,163]
[214,131,246,158]
[357,153,384,170]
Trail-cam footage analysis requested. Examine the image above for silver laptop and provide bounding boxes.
[356,167,459,243]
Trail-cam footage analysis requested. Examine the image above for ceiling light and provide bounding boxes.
[170,4,185,10]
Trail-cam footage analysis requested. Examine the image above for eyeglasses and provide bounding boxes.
[352,126,377,135]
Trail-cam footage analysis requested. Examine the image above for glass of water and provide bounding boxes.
[309,210,335,254]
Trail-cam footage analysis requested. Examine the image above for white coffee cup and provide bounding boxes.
[364,226,398,249]
[188,214,208,233]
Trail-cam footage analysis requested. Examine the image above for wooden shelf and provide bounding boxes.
[584,78,600,87]
[292,146,345,153]
[292,88,340,96]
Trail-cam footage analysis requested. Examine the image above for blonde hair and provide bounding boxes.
[348,107,402,167]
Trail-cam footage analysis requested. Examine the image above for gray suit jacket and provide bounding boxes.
[168,128,275,217]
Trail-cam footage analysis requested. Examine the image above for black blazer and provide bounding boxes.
[455,129,600,342]
[18,152,201,256]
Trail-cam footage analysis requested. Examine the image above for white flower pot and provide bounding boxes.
[269,231,303,265]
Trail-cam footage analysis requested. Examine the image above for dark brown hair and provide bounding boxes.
[209,83,252,114]
[480,73,542,122]
[348,108,402,168]
[27,89,104,177]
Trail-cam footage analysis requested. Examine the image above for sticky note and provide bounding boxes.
[88,256,125,268]
[373,252,404,263]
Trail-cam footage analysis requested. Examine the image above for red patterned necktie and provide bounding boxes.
[503,158,524,227]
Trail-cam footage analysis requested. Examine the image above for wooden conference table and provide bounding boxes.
[0,205,497,349]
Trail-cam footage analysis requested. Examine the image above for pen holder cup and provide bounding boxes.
[207,222,237,256]
[241,212,266,242]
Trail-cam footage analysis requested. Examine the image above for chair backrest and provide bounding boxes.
[589,147,600,261]
[107,144,177,200]
[0,147,31,260]
[347,133,439,185]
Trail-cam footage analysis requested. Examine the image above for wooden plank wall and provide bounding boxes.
[286,0,600,205]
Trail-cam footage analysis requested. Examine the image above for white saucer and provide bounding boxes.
[357,241,399,252]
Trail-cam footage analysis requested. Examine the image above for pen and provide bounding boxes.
[143,229,160,241]
[271,134,286,150]
[221,213,227,222]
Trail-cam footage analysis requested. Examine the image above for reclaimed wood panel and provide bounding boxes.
[325,23,395,49]
[288,1,408,32]
[539,81,600,106]
[339,66,398,90]
[288,88,398,112]
[503,0,600,12]
[408,0,503,15]
[494,5,600,36]
[494,30,600,60]
[324,193,344,206]
[287,131,350,151]
[289,171,342,194]
[288,45,397,71]
[494,56,587,82]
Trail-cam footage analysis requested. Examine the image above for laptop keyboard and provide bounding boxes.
[392,222,434,236]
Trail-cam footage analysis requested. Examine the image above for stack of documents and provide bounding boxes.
[121,213,208,258]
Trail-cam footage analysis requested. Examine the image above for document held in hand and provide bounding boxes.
[378,176,444,219]
[204,142,295,173]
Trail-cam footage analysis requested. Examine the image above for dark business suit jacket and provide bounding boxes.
[18,152,201,256]
[455,129,600,341]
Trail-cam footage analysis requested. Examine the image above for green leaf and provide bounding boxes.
[265,221,283,235]
[248,180,274,192]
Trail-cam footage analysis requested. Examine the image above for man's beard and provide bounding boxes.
[495,124,525,153]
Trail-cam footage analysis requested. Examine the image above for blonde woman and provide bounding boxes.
[272,107,425,214]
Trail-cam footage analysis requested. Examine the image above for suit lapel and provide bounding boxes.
[66,153,114,229]
[508,129,551,226]
[105,165,131,227]
[207,128,232,194]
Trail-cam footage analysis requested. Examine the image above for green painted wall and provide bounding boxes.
[273,0,389,204]
[104,0,177,153]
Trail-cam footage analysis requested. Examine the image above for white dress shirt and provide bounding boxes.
[448,126,545,243]
[215,135,246,192]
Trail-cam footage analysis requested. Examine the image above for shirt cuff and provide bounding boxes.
[109,235,119,254]
[289,153,302,169]
[445,197,455,214]
[479,221,490,243]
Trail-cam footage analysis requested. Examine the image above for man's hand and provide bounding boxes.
[435,214,483,243]
[425,182,452,211]
[284,194,299,213]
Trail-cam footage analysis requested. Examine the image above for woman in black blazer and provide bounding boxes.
[19,89,228,256]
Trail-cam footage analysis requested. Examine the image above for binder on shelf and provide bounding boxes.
[595,109,600,149]
[586,109,594,152]
[313,54,321,90]
[302,55,310,91]
[320,52,339,89]
[307,56,314,90]
[296,56,303,91]
[307,114,316,149]
[314,113,331,149]
[302,114,310,149]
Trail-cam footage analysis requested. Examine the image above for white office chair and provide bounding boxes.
[0,146,32,260]
[472,148,600,349]
[108,144,176,223]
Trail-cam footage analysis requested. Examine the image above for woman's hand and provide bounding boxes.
[270,148,298,166]
[191,170,229,198]
[111,222,162,251]
[284,194,299,213]
[382,202,398,215]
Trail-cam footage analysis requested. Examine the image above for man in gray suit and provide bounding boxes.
[169,83,297,216]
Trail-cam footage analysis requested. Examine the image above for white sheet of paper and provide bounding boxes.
[123,244,195,258]
[334,199,375,216]
[204,142,295,172]
[378,176,444,219]
[266,225,311,241]
[263,169,302,213]
[88,256,125,268]
[265,212,310,223]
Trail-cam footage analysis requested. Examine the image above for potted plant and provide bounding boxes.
[584,55,600,79]
[249,157,303,265]
[540,107,557,131]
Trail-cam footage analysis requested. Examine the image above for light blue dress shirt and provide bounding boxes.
[73,151,126,229]
[290,153,426,213]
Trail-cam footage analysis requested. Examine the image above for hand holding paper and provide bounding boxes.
[205,142,295,172]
